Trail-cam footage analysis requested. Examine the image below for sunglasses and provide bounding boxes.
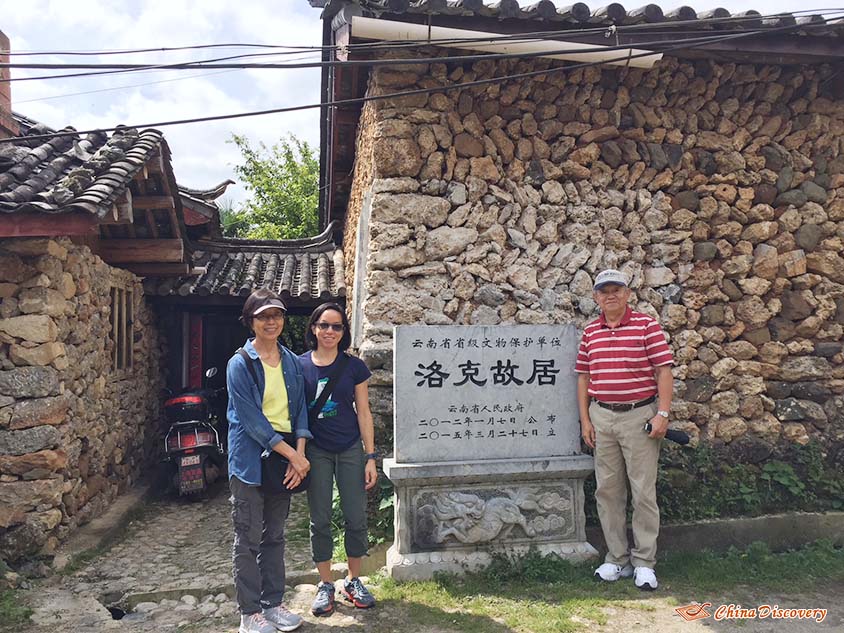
[315,322,344,332]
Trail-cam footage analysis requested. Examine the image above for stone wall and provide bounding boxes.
[347,53,844,460]
[0,238,166,564]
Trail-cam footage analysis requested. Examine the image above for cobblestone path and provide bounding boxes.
[22,486,390,632]
[16,486,844,633]
[69,486,314,598]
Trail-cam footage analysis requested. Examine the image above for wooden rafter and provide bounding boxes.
[144,210,159,238]
[0,212,98,237]
[133,196,175,210]
[99,238,185,264]
[122,262,191,276]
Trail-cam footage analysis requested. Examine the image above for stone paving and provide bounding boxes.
[21,486,383,632]
[67,487,314,597]
[15,485,844,633]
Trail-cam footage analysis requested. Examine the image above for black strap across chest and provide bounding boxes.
[237,348,349,426]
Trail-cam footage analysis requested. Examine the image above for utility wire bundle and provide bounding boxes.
[1,9,841,144]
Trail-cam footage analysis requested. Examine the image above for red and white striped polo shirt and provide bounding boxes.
[575,306,673,403]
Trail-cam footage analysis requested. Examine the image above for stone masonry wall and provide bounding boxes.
[344,99,378,293]
[346,53,844,460]
[0,237,166,564]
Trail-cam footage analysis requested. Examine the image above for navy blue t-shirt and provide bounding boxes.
[298,351,371,453]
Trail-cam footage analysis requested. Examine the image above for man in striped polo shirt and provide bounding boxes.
[575,269,673,591]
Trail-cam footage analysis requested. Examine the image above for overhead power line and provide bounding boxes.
[0,17,838,146]
[2,13,843,86]
[3,7,842,58]
[14,68,241,105]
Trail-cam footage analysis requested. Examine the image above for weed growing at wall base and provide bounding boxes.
[0,589,32,632]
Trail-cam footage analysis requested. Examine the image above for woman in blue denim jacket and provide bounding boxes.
[226,289,312,633]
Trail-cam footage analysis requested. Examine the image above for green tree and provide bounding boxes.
[218,196,250,237]
[226,133,320,239]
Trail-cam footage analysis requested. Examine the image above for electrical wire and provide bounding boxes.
[3,13,843,86]
[1,50,326,83]
[1,18,828,146]
[14,68,241,105]
[3,8,842,58]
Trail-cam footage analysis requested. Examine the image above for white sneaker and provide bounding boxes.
[262,604,303,632]
[240,613,277,633]
[594,562,634,582]
[634,566,658,591]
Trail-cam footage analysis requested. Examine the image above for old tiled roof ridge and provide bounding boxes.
[11,111,52,135]
[194,221,338,253]
[341,1,842,34]
[0,122,164,217]
[146,223,345,301]
[179,179,235,201]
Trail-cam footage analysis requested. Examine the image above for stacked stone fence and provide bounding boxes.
[0,237,166,566]
[343,53,844,515]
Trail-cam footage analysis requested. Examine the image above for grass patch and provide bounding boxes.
[659,539,844,592]
[286,498,311,545]
[371,540,844,633]
[0,589,33,631]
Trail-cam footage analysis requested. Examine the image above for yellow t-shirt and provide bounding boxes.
[261,360,291,433]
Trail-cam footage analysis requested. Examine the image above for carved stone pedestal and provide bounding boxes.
[383,455,597,581]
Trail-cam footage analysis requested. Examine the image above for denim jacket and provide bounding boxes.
[226,338,312,485]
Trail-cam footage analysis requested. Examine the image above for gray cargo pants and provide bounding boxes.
[230,476,291,615]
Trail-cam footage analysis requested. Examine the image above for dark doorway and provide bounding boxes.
[203,310,249,389]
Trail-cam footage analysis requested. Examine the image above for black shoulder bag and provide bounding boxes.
[236,349,348,494]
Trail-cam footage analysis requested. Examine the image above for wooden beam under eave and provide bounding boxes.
[0,212,99,237]
[144,209,159,238]
[133,196,175,210]
[122,262,191,276]
[103,196,134,226]
[99,238,184,263]
[146,153,165,174]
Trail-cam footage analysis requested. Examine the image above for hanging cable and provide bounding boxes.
[3,14,842,86]
[2,19,829,147]
[14,68,241,105]
[3,7,842,58]
[0,7,844,61]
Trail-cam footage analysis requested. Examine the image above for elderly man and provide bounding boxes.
[575,269,673,591]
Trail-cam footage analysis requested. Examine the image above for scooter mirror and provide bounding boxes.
[205,367,218,379]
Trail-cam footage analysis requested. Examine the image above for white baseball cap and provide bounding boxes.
[593,269,629,290]
[251,298,288,315]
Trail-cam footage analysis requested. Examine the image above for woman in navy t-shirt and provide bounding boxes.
[298,303,377,616]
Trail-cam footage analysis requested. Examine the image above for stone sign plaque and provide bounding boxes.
[394,324,581,463]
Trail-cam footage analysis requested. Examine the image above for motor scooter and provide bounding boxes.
[162,367,227,496]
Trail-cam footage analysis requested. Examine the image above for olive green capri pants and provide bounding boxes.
[306,442,369,563]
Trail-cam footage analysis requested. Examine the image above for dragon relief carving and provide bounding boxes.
[415,487,572,546]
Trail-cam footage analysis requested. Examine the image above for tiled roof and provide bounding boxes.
[337,1,843,33]
[0,124,165,218]
[179,180,234,227]
[179,180,235,203]
[145,228,346,303]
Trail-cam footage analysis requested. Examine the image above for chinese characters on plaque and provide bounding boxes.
[394,325,581,463]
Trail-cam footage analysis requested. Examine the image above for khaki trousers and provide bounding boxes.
[590,400,660,569]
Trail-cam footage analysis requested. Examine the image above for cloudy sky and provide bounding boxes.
[3,1,841,206]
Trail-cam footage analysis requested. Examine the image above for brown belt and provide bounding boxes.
[595,395,656,412]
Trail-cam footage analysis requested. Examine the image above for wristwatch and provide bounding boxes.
[364,452,378,461]
[657,410,670,418]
